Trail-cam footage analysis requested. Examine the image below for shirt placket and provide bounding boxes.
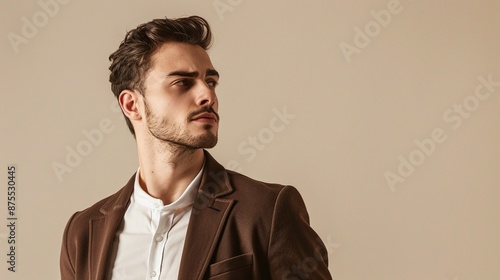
[148,203,174,280]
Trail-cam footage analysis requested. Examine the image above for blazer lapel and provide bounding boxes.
[178,151,235,280]
[89,174,135,280]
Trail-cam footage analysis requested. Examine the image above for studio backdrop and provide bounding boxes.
[1,0,499,279]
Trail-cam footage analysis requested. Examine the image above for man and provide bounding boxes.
[60,16,332,280]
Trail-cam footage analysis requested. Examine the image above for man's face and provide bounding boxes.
[141,42,220,149]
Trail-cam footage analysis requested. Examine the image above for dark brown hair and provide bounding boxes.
[108,16,213,136]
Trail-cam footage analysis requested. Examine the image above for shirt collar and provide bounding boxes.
[132,164,204,212]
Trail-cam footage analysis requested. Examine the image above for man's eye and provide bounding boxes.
[207,80,219,88]
[174,80,192,87]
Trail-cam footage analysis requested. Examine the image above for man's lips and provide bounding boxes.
[191,112,218,123]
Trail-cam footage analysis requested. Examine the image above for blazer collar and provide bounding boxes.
[198,150,233,198]
[96,150,232,217]
[90,173,135,280]
[100,175,135,214]
[178,150,235,279]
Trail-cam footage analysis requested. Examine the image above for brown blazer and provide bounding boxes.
[60,151,332,279]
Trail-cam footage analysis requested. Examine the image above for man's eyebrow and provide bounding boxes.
[166,71,199,78]
[165,69,220,78]
[206,69,220,78]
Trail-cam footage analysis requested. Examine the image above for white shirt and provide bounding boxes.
[107,166,203,280]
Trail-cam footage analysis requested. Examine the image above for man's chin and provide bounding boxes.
[203,142,217,149]
[181,133,217,150]
[196,136,218,149]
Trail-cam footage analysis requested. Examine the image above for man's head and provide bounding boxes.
[109,16,219,149]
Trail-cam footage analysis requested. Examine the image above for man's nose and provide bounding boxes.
[195,82,217,107]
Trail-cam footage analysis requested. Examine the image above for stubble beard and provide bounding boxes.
[144,100,218,152]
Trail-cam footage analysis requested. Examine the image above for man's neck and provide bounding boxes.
[136,140,205,205]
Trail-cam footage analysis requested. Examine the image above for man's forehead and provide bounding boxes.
[150,42,214,74]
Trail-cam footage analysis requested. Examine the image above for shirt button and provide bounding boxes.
[151,271,157,277]
[153,202,160,208]
[155,235,163,242]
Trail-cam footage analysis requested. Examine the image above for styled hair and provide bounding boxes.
[108,16,213,136]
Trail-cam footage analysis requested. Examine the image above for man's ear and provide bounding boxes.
[119,89,143,121]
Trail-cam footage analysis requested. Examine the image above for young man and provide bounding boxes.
[60,16,332,280]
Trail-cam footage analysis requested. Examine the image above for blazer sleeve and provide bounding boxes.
[60,212,78,280]
[267,185,333,280]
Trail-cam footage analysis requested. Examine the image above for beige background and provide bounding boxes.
[1,0,499,279]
